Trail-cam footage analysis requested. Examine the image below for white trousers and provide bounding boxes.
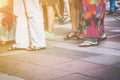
[13,0,46,48]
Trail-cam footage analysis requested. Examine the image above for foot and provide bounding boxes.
[99,33,107,41]
[45,31,54,37]
[76,32,85,40]
[64,31,77,40]
[59,17,69,24]
[8,47,25,51]
[26,46,46,51]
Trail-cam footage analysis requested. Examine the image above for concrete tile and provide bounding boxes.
[84,66,120,80]
[112,63,120,68]
[1,52,74,67]
[0,72,24,80]
[82,54,120,68]
[52,74,99,80]
[47,41,120,56]
[54,60,105,73]
[0,57,71,80]
[107,36,120,42]
[100,41,120,49]
[40,47,99,59]
[0,57,21,74]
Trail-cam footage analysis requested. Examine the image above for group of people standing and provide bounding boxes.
[0,0,107,51]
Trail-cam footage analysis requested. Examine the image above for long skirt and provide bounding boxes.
[82,0,106,42]
[0,0,15,42]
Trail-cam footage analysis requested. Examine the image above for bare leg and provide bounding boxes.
[42,6,48,31]
[54,4,63,19]
[64,0,82,39]
[46,6,55,33]
[69,0,78,32]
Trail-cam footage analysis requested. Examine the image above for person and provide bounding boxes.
[0,0,15,44]
[41,0,59,37]
[63,0,71,21]
[107,0,116,15]
[79,0,107,47]
[55,0,70,24]
[54,2,66,24]
[64,0,83,40]
[58,0,71,24]
[8,0,46,51]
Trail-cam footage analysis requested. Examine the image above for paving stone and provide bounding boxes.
[100,41,120,49]
[0,72,24,80]
[84,66,120,80]
[0,57,71,80]
[1,51,74,67]
[40,47,99,59]
[82,54,120,68]
[54,60,105,73]
[107,36,120,42]
[52,74,100,80]
[47,41,120,56]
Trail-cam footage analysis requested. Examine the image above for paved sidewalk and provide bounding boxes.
[0,13,120,80]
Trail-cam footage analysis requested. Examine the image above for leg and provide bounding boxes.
[79,0,106,47]
[13,0,29,48]
[107,0,116,14]
[64,0,82,40]
[69,0,78,32]
[42,6,48,31]
[25,0,46,48]
[110,0,116,12]
[46,6,55,34]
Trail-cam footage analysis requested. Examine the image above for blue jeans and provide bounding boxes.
[110,0,116,12]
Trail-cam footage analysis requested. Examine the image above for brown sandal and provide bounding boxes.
[26,46,46,51]
[64,31,77,40]
[8,47,25,51]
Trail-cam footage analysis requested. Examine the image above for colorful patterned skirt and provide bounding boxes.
[0,0,15,42]
[82,0,106,42]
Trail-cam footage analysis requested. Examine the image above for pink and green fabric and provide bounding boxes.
[82,0,106,42]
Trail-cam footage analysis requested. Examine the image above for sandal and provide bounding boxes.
[59,17,69,24]
[64,31,77,40]
[99,37,107,41]
[76,32,85,40]
[8,47,25,51]
[99,33,107,41]
[26,46,46,51]
[79,41,99,47]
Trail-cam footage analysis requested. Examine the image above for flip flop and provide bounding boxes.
[79,41,99,47]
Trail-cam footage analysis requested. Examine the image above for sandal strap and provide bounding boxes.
[26,46,46,51]
[26,46,35,51]
[64,31,78,40]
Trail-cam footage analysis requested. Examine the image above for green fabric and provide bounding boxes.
[84,38,98,42]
